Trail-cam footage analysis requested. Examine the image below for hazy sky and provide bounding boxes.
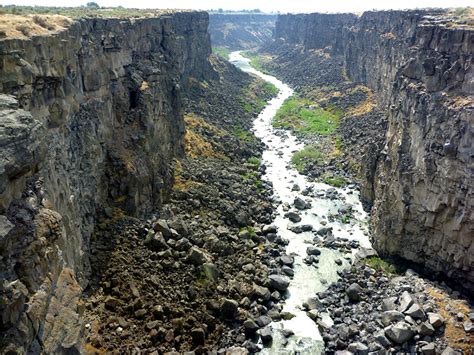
[1,0,472,13]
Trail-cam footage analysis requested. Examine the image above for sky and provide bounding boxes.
[1,0,472,13]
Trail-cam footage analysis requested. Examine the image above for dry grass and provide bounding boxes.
[183,114,228,160]
[347,85,376,116]
[83,343,106,355]
[427,287,473,351]
[0,14,72,39]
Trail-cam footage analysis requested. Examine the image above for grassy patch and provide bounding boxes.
[262,82,279,96]
[240,226,257,237]
[212,46,231,61]
[365,257,403,275]
[241,51,273,74]
[323,176,346,188]
[273,96,341,136]
[239,78,278,114]
[247,156,261,167]
[291,146,324,173]
[242,170,264,190]
[232,126,255,143]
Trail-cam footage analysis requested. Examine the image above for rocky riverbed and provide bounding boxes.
[228,51,473,354]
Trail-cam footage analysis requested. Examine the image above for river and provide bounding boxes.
[229,51,372,354]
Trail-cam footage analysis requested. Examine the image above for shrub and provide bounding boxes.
[291,146,324,173]
[16,24,30,36]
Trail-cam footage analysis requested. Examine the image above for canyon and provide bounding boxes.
[269,10,473,294]
[0,6,473,355]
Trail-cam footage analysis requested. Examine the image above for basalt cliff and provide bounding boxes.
[0,11,215,353]
[271,11,473,293]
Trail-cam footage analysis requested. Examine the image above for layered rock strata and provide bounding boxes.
[0,12,215,353]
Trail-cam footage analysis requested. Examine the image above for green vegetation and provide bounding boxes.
[241,51,273,75]
[274,96,341,135]
[262,81,279,96]
[323,175,346,188]
[365,257,404,275]
[232,126,255,142]
[212,46,231,61]
[239,79,278,114]
[240,225,257,237]
[247,156,261,167]
[291,146,324,173]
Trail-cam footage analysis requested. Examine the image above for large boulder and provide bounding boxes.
[346,283,364,302]
[268,275,290,291]
[384,322,415,344]
[220,299,239,319]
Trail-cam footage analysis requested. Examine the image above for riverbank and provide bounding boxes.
[238,46,473,353]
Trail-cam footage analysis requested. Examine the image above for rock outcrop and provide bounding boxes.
[0,11,215,353]
[272,11,473,292]
[209,13,277,49]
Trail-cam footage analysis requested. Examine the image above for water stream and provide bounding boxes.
[229,51,372,354]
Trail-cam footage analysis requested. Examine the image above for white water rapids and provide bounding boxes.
[229,51,372,354]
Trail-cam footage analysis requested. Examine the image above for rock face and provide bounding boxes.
[209,13,277,49]
[0,12,215,353]
[273,11,473,293]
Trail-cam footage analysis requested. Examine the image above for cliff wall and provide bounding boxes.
[0,11,215,353]
[273,11,474,292]
[209,13,277,49]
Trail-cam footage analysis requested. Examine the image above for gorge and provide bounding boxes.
[0,6,473,355]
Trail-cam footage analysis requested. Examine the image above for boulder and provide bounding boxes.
[404,303,425,319]
[381,297,398,311]
[244,319,259,334]
[187,247,211,266]
[268,275,290,291]
[287,212,301,223]
[220,299,239,319]
[347,342,369,355]
[355,247,378,260]
[307,246,321,256]
[144,231,169,251]
[252,284,271,300]
[384,322,415,344]
[346,283,364,302]
[420,343,436,355]
[259,326,273,344]
[463,320,474,332]
[153,219,172,239]
[398,291,415,312]
[381,311,405,326]
[427,312,445,328]
[191,327,205,346]
[294,197,309,210]
[255,315,272,327]
[418,321,435,336]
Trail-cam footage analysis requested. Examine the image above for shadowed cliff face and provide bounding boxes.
[273,11,474,293]
[209,14,277,49]
[0,12,215,353]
